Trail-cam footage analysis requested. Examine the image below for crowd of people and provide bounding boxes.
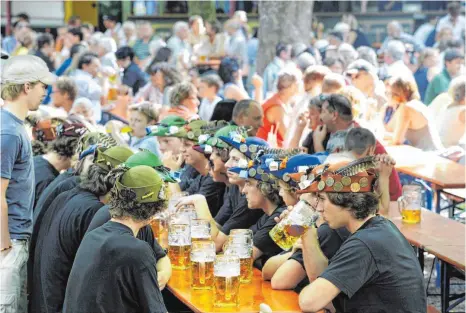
[0,3,465,313]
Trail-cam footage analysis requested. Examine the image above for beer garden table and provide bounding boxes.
[389,203,465,313]
[385,145,466,213]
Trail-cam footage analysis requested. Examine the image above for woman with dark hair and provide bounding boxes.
[146,47,173,73]
[135,62,182,106]
[209,99,236,121]
[217,57,249,101]
[63,166,168,312]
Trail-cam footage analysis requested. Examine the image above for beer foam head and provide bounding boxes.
[191,251,215,262]
[214,266,240,277]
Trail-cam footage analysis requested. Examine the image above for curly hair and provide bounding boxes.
[169,82,196,108]
[79,164,113,196]
[50,136,79,158]
[257,181,284,207]
[32,140,48,156]
[326,192,379,220]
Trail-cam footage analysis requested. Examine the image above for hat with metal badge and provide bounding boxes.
[296,156,378,194]
[115,165,166,203]
[218,131,269,160]
[192,124,239,155]
[76,131,117,156]
[95,146,134,172]
[123,149,177,183]
[146,115,188,137]
[178,120,230,142]
[264,153,328,188]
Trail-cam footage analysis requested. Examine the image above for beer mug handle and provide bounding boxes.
[397,196,405,215]
[199,261,206,284]
[225,277,233,301]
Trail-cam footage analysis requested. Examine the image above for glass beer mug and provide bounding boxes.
[398,184,422,224]
[269,200,320,250]
[224,242,253,284]
[191,219,211,243]
[168,192,189,214]
[213,255,241,307]
[191,241,216,289]
[168,223,191,270]
[150,211,168,249]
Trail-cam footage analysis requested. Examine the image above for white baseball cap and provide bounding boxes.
[1,55,56,85]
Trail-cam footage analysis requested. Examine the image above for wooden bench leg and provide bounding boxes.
[440,261,450,313]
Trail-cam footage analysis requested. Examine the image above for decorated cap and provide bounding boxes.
[193,125,239,154]
[115,165,166,203]
[297,156,378,194]
[264,153,328,187]
[229,156,279,185]
[95,146,134,171]
[55,121,88,138]
[218,132,269,160]
[175,120,229,142]
[146,115,188,137]
[32,119,60,142]
[76,131,117,156]
[123,150,176,183]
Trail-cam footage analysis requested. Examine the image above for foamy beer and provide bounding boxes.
[269,200,319,250]
[178,204,197,221]
[168,192,189,214]
[168,224,191,269]
[224,242,253,284]
[225,229,253,250]
[150,212,167,248]
[191,219,211,243]
[191,241,216,289]
[213,255,241,307]
[398,184,422,224]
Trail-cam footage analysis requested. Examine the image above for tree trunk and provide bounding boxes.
[257,0,314,75]
[188,0,217,22]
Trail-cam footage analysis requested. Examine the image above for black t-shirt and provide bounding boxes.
[214,186,234,225]
[302,132,330,154]
[219,185,264,235]
[63,221,167,313]
[179,164,199,191]
[289,224,350,293]
[185,173,226,217]
[250,206,285,260]
[87,205,166,261]
[30,186,104,313]
[320,216,426,313]
[33,155,60,209]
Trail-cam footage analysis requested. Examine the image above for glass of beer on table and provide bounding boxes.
[224,241,253,284]
[191,240,216,289]
[191,219,211,243]
[168,192,189,214]
[168,222,191,270]
[398,184,422,224]
[150,211,168,248]
[269,200,320,250]
[213,255,241,307]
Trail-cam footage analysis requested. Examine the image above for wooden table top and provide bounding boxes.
[389,203,465,270]
[167,268,303,313]
[385,145,465,189]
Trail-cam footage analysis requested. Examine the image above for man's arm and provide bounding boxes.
[0,178,11,250]
[302,226,329,282]
[156,255,172,290]
[299,278,340,312]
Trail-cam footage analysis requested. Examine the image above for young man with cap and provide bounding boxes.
[32,121,88,208]
[86,150,174,290]
[291,158,426,313]
[30,146,133,313]
[425,48,465,105]
[0,55,56,313]
[63,166,168,313]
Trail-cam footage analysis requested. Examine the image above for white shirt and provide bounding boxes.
[198,96,222,121]
[436,14,466,40]
[73,69,102,122]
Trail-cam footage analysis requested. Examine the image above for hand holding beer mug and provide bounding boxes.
[168,223,191,270]
[214,255,241,307]
[269,200,320,250]
[191,241,215,289]
[191,219,211,243]
[398,184,422,224]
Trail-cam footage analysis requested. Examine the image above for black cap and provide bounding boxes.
[329,30,344,42]
[444,49,464,62]
[103,15,118,22]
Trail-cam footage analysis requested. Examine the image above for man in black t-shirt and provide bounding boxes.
[294,158,426,313]
[30,146,133,313]
[63,165,168,313]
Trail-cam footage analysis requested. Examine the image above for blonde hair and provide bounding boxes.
[129,101,159,122]
[1,82,38,100]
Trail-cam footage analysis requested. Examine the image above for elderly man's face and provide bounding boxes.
[236,104,263,136]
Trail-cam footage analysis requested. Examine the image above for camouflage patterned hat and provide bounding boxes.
[95,146,134,171]
[115,165,166,203]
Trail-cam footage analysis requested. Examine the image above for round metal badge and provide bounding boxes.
[350,183,361,192]
[240,144,248,153]
[333,182,343,192]
[359,177,369,188]
[341,176,352,186]
[248,168,257,177]
[325,177,335,187]
[318,181,326,191]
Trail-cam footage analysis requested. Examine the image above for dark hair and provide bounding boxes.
[32,140,48,156]
[79,163,113,196]
[344,128,376,155]
[37,33,54,50]
[322,94,353,121]
[276,42,288,57]
[326,192,379,219]
[200,74,223,92]
[207,20,222,34]
[77,52,98,69]
[210,100,236,122]
[232,99,256,119]
[257,181,284,206]
[51,136,79,158]
[218,57,239,84]
[70,44,87,58]
[115,46,135,61]
[17,13,30,22]
[146,47,173,71]
[308,95,324,110]
[68,27,84,42]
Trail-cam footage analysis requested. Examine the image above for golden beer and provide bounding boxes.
[269,224,308,251]
[191,260,214,289]
[168,245,191,270]
[401,209,421,224]
[107,87,118,101]
[213,276,240,307]
[239,257,253,284]
[150,218,165,241]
